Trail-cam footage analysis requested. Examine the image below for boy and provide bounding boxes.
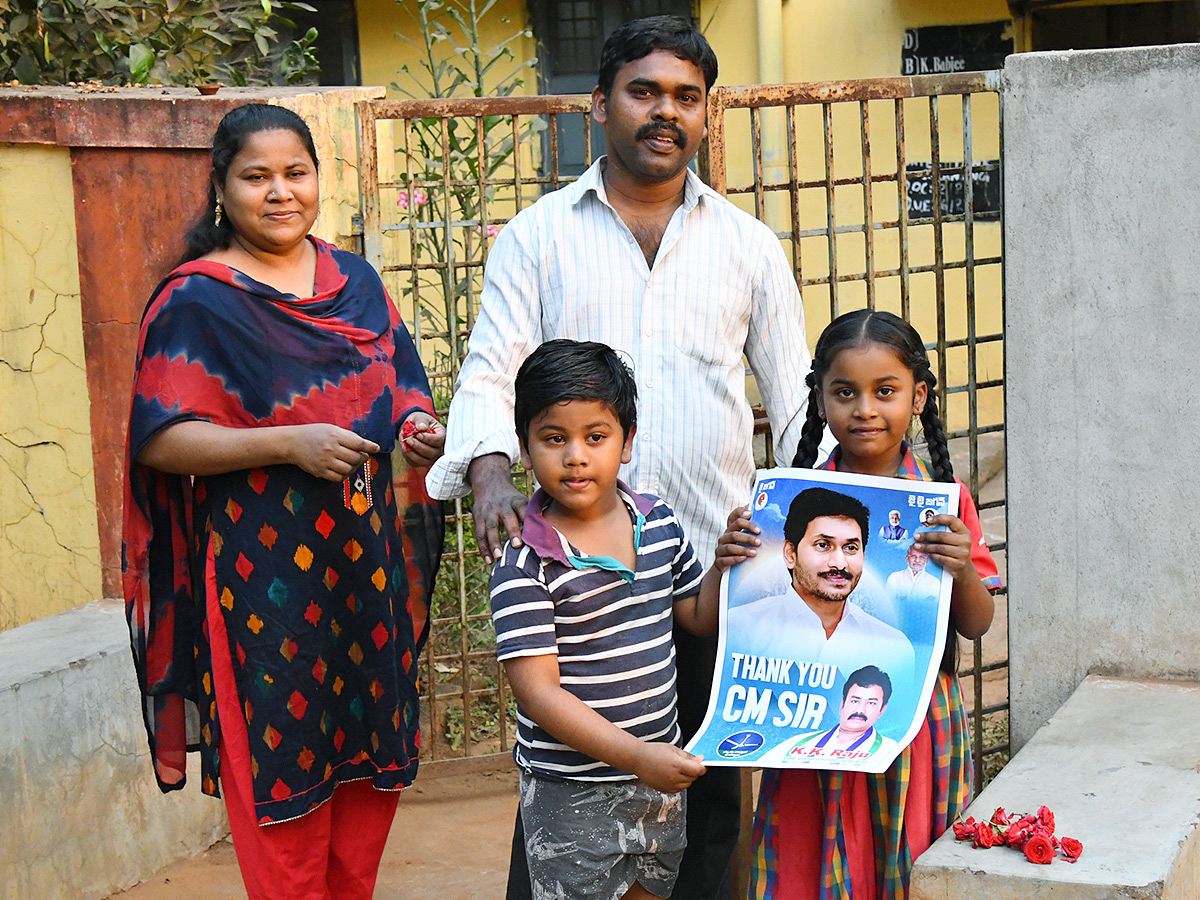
[489,339,756,900]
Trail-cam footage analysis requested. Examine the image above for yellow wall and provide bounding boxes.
[358,0,538,99]
[0,144,102,630]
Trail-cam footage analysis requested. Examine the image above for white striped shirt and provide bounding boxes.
[490,487,704,780]
[426,159,812,561]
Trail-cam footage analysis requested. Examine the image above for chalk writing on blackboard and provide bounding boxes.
[906,161,1001,223]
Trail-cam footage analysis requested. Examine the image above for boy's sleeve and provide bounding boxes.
[956,481,1003,592]
[668,517,705,600]
[489,547,558,660]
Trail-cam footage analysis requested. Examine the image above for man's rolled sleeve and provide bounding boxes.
[425,218,545,500]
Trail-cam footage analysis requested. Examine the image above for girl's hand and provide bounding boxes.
[400,412,445,469]
[714,506,761,572]
[288,424,380,481]
[913,514,974,581]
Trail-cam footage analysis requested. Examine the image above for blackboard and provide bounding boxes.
[902,21,1012,76]
[905,161,1001,223]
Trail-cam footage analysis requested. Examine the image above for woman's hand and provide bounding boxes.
[399,411,445,469]
[287,423,380,481]
[714,505,761,573]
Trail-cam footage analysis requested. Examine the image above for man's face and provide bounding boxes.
[839,683,887,737]
[906,546,928,573]
[889,511,900,526]
[783,515,864,604]
[591,49,708,185]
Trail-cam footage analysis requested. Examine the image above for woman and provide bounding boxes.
[122,104,445,899]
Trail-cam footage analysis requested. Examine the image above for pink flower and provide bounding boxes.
[477,223,500,238]
[396,188,428,211]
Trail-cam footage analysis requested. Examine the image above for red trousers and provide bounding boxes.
[209,570,400,900]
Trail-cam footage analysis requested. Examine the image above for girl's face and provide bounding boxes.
[816,342,927,477]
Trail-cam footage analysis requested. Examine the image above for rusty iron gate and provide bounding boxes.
[356,71,1008,785]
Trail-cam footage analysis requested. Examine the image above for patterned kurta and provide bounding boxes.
[749,445,1001,900]
[123,238,443,824]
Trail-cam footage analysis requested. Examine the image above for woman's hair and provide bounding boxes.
[177,104,319,265]
[791,309,954,483]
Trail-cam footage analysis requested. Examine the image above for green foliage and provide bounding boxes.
[390,0,542,370]
[0,0,320,86]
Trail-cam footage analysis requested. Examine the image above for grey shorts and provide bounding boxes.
[519,769,687,900]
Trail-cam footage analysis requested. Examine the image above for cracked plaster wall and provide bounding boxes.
[0,144,102,631]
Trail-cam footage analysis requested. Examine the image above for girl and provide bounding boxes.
[749,309,1002,900]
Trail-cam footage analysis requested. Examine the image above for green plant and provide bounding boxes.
[390,0,542,369]
[0,0,320,86]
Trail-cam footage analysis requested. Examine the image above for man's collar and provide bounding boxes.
[572,157,718,213]
[519,479,653,564]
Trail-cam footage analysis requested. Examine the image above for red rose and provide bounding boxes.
[1023,833,1055,865]
[1005,821,1032,848]
[973,822,998,849]
[953,817,977,841]
[1038,805,1056,832]
[990,807,1012,827]
[1060,837,1083,862]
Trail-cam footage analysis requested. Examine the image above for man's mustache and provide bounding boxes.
[819,568,854,581]
[635,121,687,149]
[848,712,868,722]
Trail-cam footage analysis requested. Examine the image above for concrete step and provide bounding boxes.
[911,675,1200,900]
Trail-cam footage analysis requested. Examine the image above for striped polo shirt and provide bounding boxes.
[489,482,705,781]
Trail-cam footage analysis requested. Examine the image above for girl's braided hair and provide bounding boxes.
[790,309,953,483]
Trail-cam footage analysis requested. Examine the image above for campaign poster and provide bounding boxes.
[684,468,958,774]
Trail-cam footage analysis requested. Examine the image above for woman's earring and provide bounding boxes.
[214,200,223,227]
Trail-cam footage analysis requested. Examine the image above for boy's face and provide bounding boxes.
[520,399,635,515]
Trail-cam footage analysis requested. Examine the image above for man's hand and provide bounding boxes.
[399,411,445,469]
[468,453,529,563]
[630,743,707,794]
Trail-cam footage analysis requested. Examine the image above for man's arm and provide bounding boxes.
[744,226,814,467]
[425,217,543,560]
[504,654,706,793]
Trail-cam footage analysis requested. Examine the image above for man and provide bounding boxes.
[759,666,899,764]
[426,16,813,900]
[879,508,908,541]
[726,488,915,684]
[886,542,941,604]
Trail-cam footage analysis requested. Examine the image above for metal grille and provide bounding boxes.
[356,70,1008,781]
[706,71,1009,782]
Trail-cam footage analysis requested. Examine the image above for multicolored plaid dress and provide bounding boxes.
[123,238,443,824]
[749,445,1001,900]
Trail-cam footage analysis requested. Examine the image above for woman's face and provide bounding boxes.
[217,128,318,255]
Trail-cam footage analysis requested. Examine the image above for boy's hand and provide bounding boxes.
[714,505,761,572]
[914,514,974,581]
[631,743,707,793]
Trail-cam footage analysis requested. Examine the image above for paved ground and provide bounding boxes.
[109,769,520,900]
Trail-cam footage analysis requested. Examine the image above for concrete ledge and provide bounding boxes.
[0,600,227,900]
[912,676,1200,900]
